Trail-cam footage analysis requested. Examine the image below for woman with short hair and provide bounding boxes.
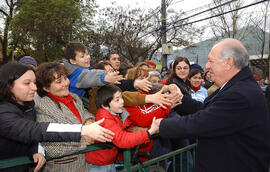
[34,62,97,171]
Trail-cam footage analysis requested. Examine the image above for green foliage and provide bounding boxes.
[10,0,96,63]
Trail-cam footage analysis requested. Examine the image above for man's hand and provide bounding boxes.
[104,71,123,84]
[33,153,46,172]
[145,89,173,109]
[166,84,183,107]
[134,76,152,92]
[81,118,115,142]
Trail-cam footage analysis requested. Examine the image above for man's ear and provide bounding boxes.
[225,57,234,70]
[69,58,77,65]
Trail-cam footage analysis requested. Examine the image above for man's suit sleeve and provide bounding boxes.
[173,95,203,116]
[160,91,252,139]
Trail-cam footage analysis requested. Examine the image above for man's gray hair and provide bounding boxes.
[218,39,249,69]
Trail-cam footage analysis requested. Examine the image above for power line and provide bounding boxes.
[137,0,237,39]
[183,0,231,16]
[171,0,270,29]
[167,0,237,27]
[169,0,185,6]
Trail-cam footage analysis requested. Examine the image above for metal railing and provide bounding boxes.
[0,142,197,171]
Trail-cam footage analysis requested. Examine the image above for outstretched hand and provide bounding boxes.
[104,71,123,84]
[81,118,115,142]
[134,76,152,92]
[165,84,183,108]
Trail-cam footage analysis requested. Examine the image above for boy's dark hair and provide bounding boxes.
[95,84,122,109]
[0,62,34,104]
[94,61,112,70]
[105,52,118,61]
[64,41,87,61]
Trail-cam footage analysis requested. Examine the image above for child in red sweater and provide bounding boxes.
[86,84,159,172]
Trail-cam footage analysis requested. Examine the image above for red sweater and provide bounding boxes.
[125,103,171,161]
[86,108,150,165]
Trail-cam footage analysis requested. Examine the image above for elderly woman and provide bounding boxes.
[34,62,109,171]
[0,62,113,172]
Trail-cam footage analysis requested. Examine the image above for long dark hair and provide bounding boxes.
[0,62,34,104]
[167,56,190,82]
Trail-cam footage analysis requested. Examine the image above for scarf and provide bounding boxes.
[48,93,82,123]
[190,85,201,93]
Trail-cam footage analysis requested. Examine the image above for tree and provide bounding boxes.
[0,0,18,64]
[250,0,269,59]
[208,0,253,41]
[250,0,270,77]
[94,4,201,65]
[10,0,96,63]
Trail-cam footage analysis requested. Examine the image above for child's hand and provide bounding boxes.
[148,117,162,135]
[104,71,123,84]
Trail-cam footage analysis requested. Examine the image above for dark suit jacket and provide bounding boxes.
[160,67,270,172]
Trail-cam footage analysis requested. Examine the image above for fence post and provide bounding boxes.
[123,148,132,172]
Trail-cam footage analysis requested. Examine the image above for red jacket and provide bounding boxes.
[125,103,171,161]
[86,108,150,165]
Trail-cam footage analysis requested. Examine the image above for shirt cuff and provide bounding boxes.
[38,143,45,156]
[100,73,108,84]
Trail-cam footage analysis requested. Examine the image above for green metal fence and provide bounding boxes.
[0,142,197,171]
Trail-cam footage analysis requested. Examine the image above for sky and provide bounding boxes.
[97,0,212,12]
[0,0,265,38]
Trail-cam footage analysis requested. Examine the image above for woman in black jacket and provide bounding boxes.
[166,57,193,172]
[0,62,114,172]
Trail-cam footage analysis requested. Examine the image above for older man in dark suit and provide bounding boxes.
[155,38,270,172]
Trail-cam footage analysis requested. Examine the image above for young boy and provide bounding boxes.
[86,84,159,171]
[62,42,123,98]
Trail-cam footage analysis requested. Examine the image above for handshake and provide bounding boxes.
[145,84,183,109]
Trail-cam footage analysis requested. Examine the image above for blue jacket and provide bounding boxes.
[63,59,107,98]
[160,67,270,172]
[190,86,208,103]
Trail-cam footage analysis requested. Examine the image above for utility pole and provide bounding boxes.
[161,0,167,68]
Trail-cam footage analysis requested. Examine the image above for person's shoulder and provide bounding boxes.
[70,92,80,100]
[200,86,207,92]
[0,102,22,115]
[0,102,16,110]
[96,108,114,118]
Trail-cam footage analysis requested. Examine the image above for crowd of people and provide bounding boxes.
[0,38,270,172]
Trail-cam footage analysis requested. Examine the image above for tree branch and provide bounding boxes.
[0,8,8,16]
